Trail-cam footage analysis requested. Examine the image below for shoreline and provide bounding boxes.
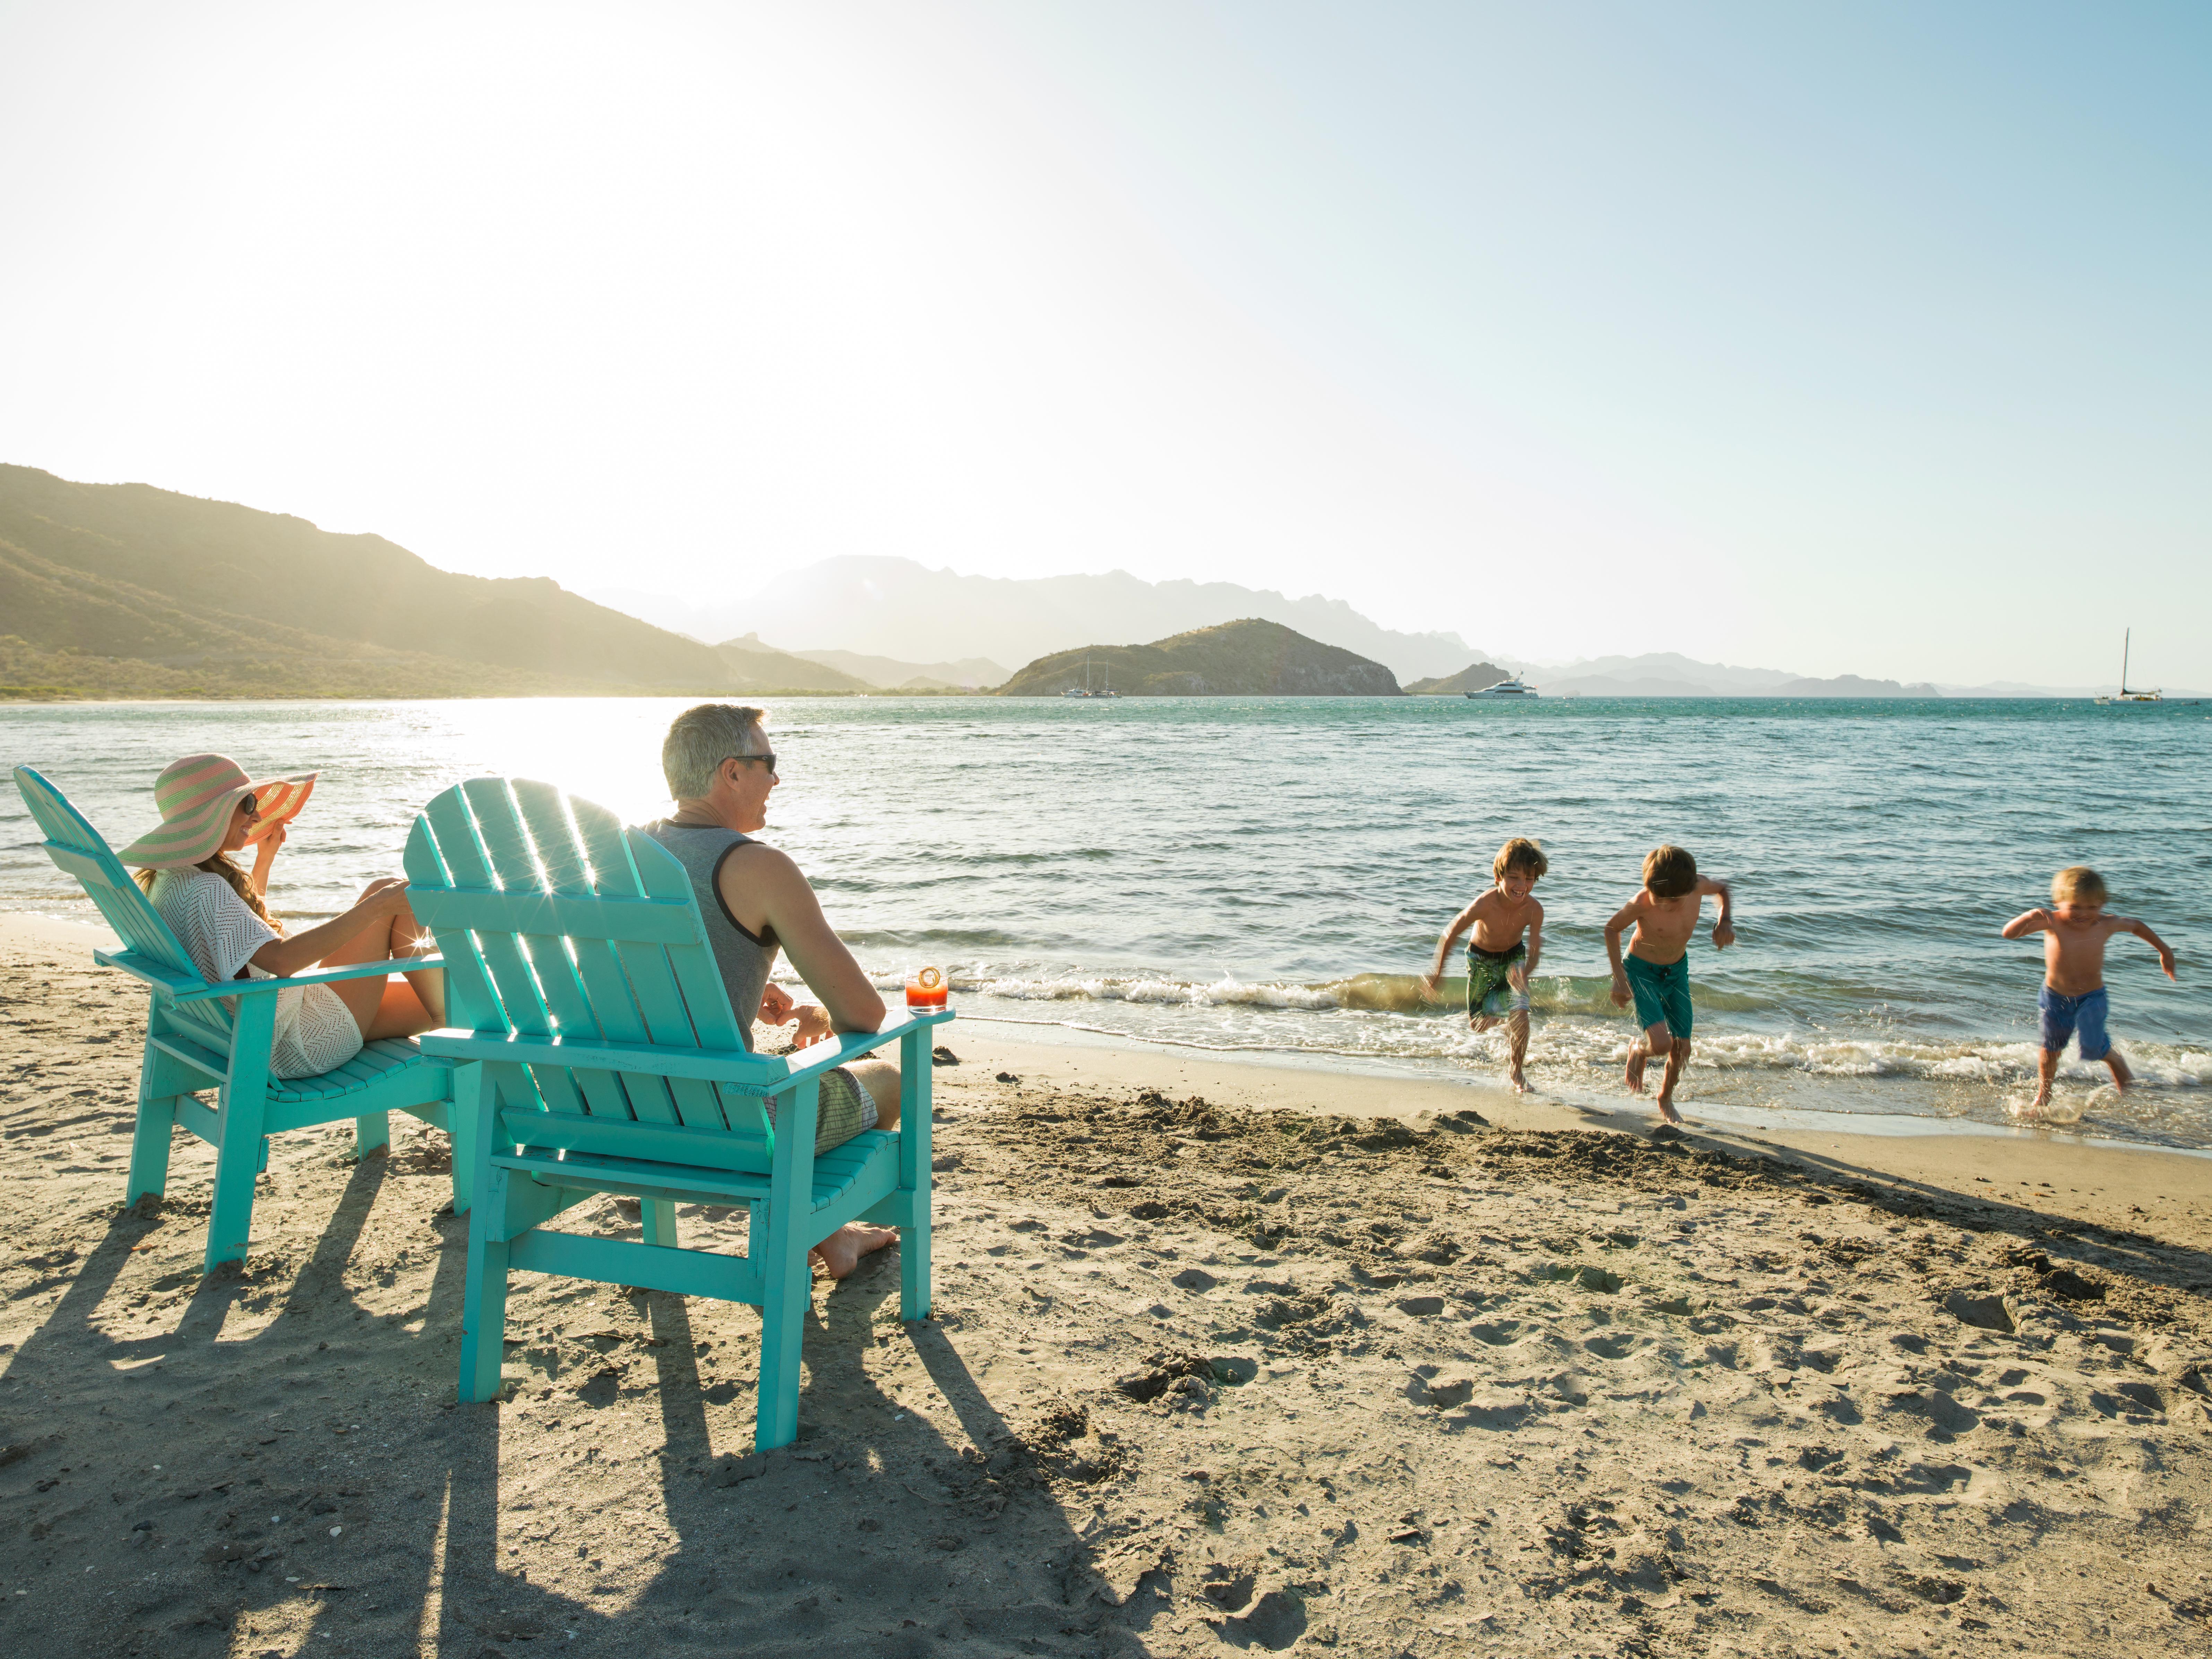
[6,908,2207,1189]
[4,910,2210,1654]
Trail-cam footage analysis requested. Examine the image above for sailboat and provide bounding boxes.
[1061,656,1120,698]
[2093,630,2162,705]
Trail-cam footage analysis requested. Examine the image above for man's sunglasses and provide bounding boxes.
[724,754,778,776]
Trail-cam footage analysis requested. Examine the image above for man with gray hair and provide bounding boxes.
[641,703,902,1278]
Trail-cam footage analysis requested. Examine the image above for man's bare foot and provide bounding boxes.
[2106,1054,2133,1092]
[809,1222,897,1280]
[1509,1063,1528,1095]
[1656,1097,1684,1125]
[1624,1048,1646,1094]
[2029,1084,2053,1111]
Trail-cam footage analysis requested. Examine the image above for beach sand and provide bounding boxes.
[3,913,2209,1657]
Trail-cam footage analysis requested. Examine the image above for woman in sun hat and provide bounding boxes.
[122,754,445,1079]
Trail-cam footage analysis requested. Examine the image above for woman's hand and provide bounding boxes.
[789,1004,834,1050]
[248,819,285,894]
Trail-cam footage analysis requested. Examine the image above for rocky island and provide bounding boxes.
[998,618,1402,696]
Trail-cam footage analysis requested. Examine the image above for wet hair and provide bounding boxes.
[1642,844,1698,899]
[2052,866,2107,906]
[1493,837,1548,883]
[663,703,769,800]
[136,853,284,934]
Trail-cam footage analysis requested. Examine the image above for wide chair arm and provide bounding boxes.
[417,1006,951,1088]
[739,1007,954,1096]
[95,948,446,1004]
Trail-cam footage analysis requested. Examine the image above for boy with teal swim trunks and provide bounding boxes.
[1425,837,1548,1094]
[1605,845,1735,1124]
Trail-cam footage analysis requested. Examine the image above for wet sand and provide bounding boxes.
[3,914,2210,1657]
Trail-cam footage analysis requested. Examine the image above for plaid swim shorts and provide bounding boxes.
[761,1065,879,1153]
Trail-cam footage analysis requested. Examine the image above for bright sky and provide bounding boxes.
[3,2,2205,684]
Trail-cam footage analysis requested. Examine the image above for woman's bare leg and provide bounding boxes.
[319,886,444,1041]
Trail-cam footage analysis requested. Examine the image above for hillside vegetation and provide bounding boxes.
[998,618,1402,697]
[1403,660,1514,694]
[0,465,872,699]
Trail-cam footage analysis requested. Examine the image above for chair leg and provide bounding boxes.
[353,1111,390,1159]
[900,1203,933,1324]
[643,1200,678,1247]
[897,1024,933,1323]
[204,1088,268,1273]
[755,1208,810,1452]
[126,1092,179,1206]
[127,1030,201,1206]
[459,1166,512,1402]
[447,1086,477,1216]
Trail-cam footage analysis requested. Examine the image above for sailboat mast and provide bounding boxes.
[2121,629,2131,695]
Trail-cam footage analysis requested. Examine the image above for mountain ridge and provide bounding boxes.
[0,465,857,698]
[590,558,1485,684]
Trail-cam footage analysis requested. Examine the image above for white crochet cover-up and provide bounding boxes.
[147,869,367,1079]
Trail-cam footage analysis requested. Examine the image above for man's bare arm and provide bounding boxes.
[2000,908,2053,941]
[2124,917,2179,980]
[1699,876,1735,949]
[718,845,886,1033]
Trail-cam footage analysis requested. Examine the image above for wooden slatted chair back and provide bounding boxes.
[11,765,236,1054]
[405,778,778,1168]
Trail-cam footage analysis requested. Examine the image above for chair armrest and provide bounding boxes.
[167,956,447,1004]
[760,1008,955,1094]
[94,948,203,997]
[416,1029,774,1083]
[414,1007,952,1090]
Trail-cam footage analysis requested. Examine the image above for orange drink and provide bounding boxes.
[905,965,949,1009]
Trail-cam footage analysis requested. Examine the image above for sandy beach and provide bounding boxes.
[3,912,2209,1657]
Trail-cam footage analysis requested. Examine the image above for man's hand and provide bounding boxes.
[758,982,796,1025]
[1712,920,1736,950]
[2159,946,2179,981]
[1420,970,1442,996]
[1609,974,1631,1009]
[789,1004,834,1050]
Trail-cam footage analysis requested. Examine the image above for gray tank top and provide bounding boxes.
[640,820,778,1051]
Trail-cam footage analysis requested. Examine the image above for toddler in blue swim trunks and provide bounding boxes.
[1424,837,1548,1093]
[2002,866,2177,1112]
[1604,845,1735,1124]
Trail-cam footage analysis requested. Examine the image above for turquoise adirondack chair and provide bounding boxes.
[11,766,463,1271]
[405,777,950,1449]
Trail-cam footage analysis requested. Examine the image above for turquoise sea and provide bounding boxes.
[5,696,2208,1148]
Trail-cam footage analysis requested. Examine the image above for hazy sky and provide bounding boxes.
[3,3,2205,683]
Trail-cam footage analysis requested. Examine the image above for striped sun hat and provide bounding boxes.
[114,754,319,869]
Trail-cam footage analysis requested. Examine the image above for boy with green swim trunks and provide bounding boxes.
[1424,837,1548,1094]
[1605,844,1735,1124]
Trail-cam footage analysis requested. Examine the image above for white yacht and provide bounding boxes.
[1062,657,1120,698]
[2093,630,2161,705]
[1463,677,1540,699]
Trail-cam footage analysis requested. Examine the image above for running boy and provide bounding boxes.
[1605,845,1734,1123]
[2001,866,2176,1110]
[1425,836,1547,1094]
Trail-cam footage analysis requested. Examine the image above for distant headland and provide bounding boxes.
[997,619,1402,697]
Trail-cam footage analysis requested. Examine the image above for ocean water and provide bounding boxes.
[5,696,2209,1147]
